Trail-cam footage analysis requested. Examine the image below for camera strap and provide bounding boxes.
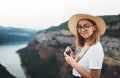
[75,44,90,62]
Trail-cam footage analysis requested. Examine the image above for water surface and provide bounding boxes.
[0,42,28,78]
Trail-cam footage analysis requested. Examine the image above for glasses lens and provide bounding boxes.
[77,24,93,31]
[84,26,89,30]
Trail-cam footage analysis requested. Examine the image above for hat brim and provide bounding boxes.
[68,14,106,36]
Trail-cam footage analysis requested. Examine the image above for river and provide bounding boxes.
[0,42,28,78]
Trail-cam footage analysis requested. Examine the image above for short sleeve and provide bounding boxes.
[89,43,104,69]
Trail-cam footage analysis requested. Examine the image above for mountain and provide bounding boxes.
[41,14,120,37]
[0,64,16,78]
[17,14,120,78]
[43,14,120,30]
[0,26,38,43]
[100,14,120,25]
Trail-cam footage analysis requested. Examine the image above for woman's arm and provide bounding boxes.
[90,69,101,78]
[64,54,101,78]
[73,62,101,78]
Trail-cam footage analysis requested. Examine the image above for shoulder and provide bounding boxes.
[88,42,104,69]
[90,41,103,51]
[88,41,104,56]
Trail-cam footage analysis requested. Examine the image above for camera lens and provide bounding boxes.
[64,47,70,56]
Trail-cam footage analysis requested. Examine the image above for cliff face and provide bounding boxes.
[101,36,120,78]
[17,30,73,78]
[17,29,120,78]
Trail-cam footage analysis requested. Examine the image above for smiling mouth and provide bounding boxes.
[81,32,87,34]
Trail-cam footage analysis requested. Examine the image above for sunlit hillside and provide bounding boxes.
[16,14,120,78]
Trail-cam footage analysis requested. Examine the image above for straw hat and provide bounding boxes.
[68,14,106,36]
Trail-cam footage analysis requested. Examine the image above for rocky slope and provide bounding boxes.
[17,14,120,78]
[0,64,16,78]
[17,29,120,78]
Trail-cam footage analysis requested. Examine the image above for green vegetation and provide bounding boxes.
[0,64,16,78]
[45,21,68,32]
[16,14,120,78]
[101,14,120,25]
[17,48,59,78]
[105,29,120,37]
[45,14,120,31]
[45,14,120,37]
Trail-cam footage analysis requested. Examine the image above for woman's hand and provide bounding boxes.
[64,48,77,67]
[64,46,74,57]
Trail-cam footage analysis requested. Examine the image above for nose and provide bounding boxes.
[81,28,85,31]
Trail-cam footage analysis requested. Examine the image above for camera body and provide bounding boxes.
[64,47,71,56]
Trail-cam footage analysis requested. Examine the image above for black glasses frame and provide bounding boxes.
[76,24,94,31]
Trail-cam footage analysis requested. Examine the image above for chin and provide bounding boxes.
[81,35,89,38]
[81,35,88,38]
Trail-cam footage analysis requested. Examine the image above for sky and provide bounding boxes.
[0,0,120,30]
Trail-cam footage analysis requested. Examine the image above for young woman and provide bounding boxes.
[64,14,106,78]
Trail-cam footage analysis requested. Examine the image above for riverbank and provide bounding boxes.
[17,30,120,78]
[0,64,16,78]
[0,42,27,78]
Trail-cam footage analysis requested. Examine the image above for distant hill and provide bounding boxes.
[101,14,120,25]
[44,14,120,31]
[45,21,68,31]
[17,14,120,78]
[43,14,120,37]
[0,26,38,43]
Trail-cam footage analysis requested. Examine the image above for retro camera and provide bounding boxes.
[64,47,71,56]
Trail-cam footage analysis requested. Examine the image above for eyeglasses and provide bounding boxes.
[76,24,94,31]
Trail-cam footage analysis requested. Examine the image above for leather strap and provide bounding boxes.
[75,44,90,62]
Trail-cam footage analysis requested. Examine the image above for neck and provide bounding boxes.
[85,38,91,45]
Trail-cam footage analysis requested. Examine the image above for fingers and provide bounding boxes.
[64,46,74,57]
[64,53,70,62]
[68,46,73,54]
[75,56,80,62]
[66,46,73,53]
[70,52,73,57]
[64,52,69,57]
[65,46,71,52]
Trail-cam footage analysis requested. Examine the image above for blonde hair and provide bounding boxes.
[76,19,100,50]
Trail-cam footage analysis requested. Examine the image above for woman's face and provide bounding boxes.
[77,19,96,40]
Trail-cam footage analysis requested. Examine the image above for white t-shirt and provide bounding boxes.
[72,41,104,77]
